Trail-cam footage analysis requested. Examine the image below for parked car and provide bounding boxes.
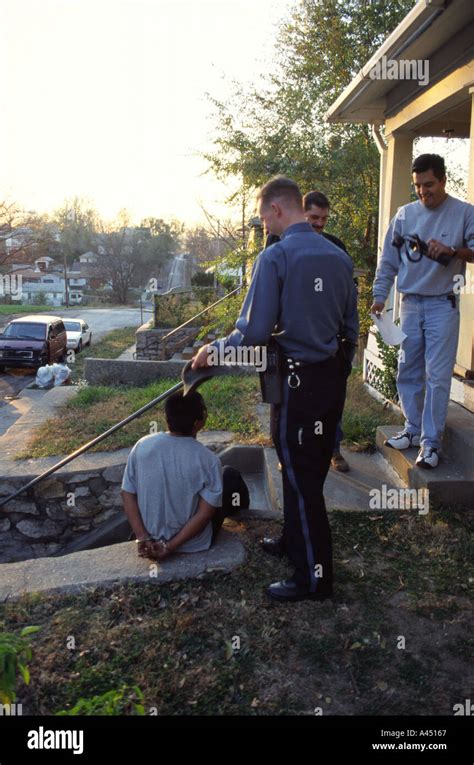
[63,319,92,352]
[62,291,84,306]
[0,315,67,372]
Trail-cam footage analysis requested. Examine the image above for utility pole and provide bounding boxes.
[63,252,69,307]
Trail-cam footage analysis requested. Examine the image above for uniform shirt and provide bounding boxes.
[321,231,347,254]
[121,432,223,553]
[267,230,348,254]
[213,221,359,364]
[373,195,474,302]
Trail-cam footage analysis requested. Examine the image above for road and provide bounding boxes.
[0,307,147,405]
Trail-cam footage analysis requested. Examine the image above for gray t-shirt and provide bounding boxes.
[121,432,223,553]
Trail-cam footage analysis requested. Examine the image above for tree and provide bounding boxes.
[53,196,99,264]
[203,0,415,274]
[0,201,55,268]
[184,226,215,264]
[94,211,181,303]
[95,211,140,304]
[138,217,184,287]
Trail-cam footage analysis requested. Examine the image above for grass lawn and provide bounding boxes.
[18,359,402,459]
[343,368,403,450]
[17,374,265,458]
[67,326,138,383]
[0,304,57,315]
[2,508,471,715]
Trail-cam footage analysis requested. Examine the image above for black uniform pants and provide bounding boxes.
[272,352,348,594]
[211,466,250,544]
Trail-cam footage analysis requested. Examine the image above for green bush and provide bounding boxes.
[153,293,200,328]
[191,270,214,287]
[56,685,146,716]
[0,626,41,704]
[372,328,400,403]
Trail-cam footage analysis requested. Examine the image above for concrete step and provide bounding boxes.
[377,424,473,509]
[442,402,474,475]
[180,346,196,360]
[219,444,281,519]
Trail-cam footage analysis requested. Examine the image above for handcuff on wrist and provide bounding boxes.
[136,536,170,552]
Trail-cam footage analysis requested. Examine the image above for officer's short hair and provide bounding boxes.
[257,176,302,209]
[303,191,330,211]
[411,153,446,181]
[165,391,206,436]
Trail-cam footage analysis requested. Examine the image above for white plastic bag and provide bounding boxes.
[51,363,71,386]
[35,365,54,388]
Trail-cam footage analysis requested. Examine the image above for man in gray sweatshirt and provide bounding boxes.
[371,153,474,469]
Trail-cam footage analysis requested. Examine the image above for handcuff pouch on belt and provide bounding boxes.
[258,336,284,404]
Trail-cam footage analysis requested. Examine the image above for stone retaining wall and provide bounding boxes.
[84,358,257,387]
[85,358,186,386]
[0,433,245,565]
[0,461,127,564]
[135,321,200,361]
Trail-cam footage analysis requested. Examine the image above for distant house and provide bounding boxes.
[79,251,99,264]
[10,257,65,306]
[2,249,111,305]
[71,252,108,290]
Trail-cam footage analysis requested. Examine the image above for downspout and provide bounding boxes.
[371,123,388,273]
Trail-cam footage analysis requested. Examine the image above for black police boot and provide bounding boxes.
[266,578,333,603]
[259,537,286,558]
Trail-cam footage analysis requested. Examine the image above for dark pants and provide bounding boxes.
[272,353,347,594]
[334,420,343,452]
[211,465,250,544]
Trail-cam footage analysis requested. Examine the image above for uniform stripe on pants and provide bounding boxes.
[274,355,347,594]
[279,375,319,592]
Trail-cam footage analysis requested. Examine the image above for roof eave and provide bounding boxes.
[325,0,446,124]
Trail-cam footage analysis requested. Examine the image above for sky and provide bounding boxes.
[2,0,469,229]
[1,0,289,226]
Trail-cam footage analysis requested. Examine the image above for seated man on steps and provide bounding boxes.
[121,390,249,561]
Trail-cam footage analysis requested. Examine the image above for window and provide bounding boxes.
[4,322,46,340]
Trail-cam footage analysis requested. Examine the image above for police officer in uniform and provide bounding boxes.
[192,176,359,602]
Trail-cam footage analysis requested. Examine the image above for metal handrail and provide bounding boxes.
[160,285,242,342]
[0,381,184,508]
[0,286,245,508]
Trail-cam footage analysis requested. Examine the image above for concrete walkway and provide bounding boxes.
[255,403,403,513]
[0,385,78,460]
[117,343,136,360]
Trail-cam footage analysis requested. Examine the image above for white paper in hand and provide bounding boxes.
[370,313,407,346]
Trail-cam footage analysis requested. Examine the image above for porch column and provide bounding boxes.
[380,131,413,322]
[365,130,413,382]
[454,85,474,378]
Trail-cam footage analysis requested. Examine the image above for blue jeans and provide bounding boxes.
[398,293,460,449]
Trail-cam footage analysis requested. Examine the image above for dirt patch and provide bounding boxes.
[1,509,471,715]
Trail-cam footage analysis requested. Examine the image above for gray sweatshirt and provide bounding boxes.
[373,195,474,302]
[212,221,359,364]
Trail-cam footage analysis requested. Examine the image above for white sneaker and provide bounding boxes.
[415,447,439,469]
[385,431,421,450]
